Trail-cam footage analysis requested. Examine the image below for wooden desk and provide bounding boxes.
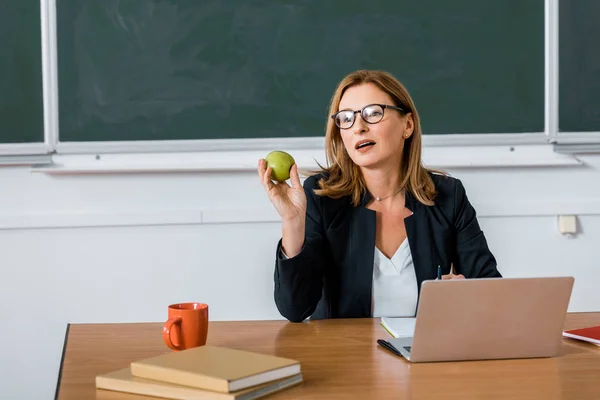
[56,313,600,400]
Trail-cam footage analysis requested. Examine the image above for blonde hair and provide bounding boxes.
[313,69,443,207]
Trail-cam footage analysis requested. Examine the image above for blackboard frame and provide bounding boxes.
[3,0,600,161]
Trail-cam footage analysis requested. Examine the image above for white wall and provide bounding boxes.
[1,152,600,399]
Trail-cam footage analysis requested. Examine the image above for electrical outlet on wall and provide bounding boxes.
[557,215,578,238]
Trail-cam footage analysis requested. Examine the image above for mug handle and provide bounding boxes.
[162,316,184,351]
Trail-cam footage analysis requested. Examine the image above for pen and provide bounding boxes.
[437,265,442,280]
[377,339,402,356]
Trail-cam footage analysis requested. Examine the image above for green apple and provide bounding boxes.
[265,150,295,182]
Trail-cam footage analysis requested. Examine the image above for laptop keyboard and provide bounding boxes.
[404,346,412,353]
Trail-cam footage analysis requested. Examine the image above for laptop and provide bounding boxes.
[379,276,574,363]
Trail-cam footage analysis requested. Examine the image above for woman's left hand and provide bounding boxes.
[442,273,465,280]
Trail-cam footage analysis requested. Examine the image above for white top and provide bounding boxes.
[371,238,418,318]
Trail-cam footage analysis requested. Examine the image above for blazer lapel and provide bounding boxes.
[351,190,435,316]
[404,192,434,292]
[352,191,376,317]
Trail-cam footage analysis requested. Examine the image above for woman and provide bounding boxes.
[258,70,501,323]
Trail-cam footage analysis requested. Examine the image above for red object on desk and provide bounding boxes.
[563,326,600,346]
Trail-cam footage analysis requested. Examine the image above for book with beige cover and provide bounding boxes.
[130,346,301,393]
[96,368,303,400]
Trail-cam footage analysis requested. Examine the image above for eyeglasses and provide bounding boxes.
[331,103,406,130]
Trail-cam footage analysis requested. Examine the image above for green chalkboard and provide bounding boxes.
[559,0,600,132]
[0,1,44,144]
[57,0,544,142]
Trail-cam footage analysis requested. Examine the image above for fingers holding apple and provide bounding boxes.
[258,158,275,191]
[288,163,302,189]
[257,151,306,221]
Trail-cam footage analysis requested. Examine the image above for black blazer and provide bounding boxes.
[273,172,501,322]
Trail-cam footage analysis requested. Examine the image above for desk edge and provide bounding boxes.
[54,323,71,400]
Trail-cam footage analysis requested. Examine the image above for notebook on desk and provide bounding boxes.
[97,345,303,399]
[378,276,574,363]
[563,326,600,346]
[380,317,416,339]
[97,368,303,400]
[130,345,301,393]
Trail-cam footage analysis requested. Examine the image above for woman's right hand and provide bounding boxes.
[258,159,307,222]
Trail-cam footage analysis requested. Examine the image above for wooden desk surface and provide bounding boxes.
[56,313,600,400]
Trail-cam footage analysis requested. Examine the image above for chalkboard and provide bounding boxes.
[559,0,600,132]
[0,1,44,144]
[56,0,544,142]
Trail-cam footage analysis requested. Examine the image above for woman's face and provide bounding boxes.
[336,83,413,170]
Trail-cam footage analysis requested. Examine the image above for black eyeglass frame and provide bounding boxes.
[331,103,406,129]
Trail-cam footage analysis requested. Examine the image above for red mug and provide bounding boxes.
[162,302,209,351]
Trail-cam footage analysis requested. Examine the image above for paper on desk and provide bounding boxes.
[380,317,416,338]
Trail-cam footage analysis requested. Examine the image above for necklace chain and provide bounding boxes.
[374,186,403,201]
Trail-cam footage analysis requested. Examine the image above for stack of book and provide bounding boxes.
[96,345,303,399]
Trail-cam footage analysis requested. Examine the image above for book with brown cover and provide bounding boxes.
[130,346,301,393]
[96,368,303,400]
